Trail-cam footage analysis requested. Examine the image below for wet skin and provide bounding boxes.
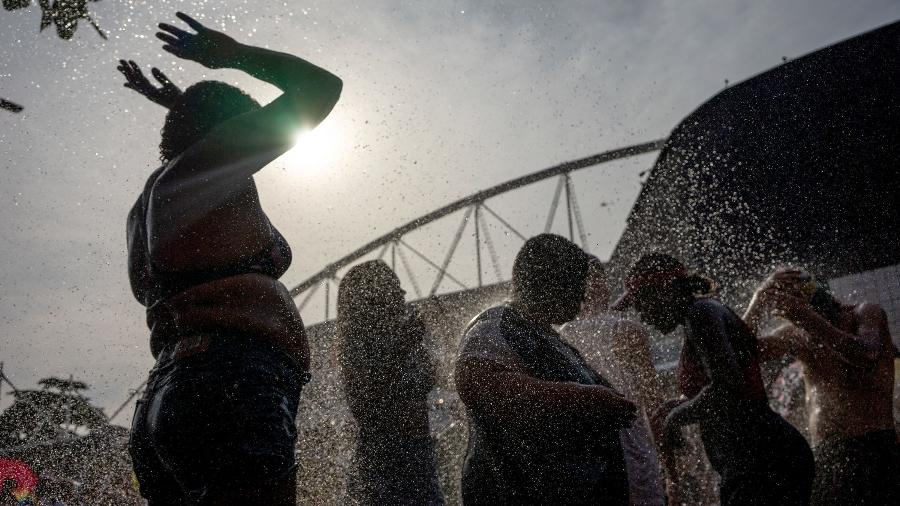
[339,264,434,439]
[578,262,667,422]
[455,266,639,443]
[759,303,895,445]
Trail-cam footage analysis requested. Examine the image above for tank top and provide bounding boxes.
[677,299,767,404]
[460,306,629,504]
[127,166,293,356]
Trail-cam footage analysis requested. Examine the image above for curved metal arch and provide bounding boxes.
[289,139,666,298]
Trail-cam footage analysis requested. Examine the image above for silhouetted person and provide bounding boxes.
[337,260,444,505]
[455,234,636,505]
[615,254,814,505]
[123,11,342,505]
[560,256,668,506]
[745,269,898,506]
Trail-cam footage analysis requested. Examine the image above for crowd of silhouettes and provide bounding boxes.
[120,11,897,506]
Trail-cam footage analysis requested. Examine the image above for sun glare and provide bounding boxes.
[279,115,344,174]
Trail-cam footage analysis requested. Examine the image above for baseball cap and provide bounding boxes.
[611,253,687,310]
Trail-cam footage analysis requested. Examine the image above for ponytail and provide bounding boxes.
[674,273,717,299]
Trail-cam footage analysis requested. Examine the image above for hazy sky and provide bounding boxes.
[2,0,898,424]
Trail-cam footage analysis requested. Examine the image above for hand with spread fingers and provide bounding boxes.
[156,12,242,69]
[744,267,805,333]
[117,59,182,109]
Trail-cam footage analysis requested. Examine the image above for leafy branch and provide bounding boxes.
[0,98,24,113]
[3,0,107,40]
[0,375,108,448]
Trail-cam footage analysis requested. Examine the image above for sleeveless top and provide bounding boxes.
[458,305,629,504]
[127,166,293,357]
[677,299,767,407]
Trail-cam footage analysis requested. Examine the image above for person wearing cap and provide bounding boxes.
[744,268,898,506]
[454,234,637,505]
[559,256,668,506]
[614,253,814,505]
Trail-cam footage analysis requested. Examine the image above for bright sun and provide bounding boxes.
[279,114,344,174]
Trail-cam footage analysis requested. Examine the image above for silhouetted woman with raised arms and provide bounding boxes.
[337,261,444,505]
[122,12,341,505]
[613,254,814,506]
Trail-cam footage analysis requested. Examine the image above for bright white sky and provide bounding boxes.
[2,0,898,423]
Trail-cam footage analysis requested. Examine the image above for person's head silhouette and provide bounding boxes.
[510,234,590,325]
[159,81,260,163]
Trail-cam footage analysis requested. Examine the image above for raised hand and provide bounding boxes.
[745,268,805,329]
[752,268,802,300]
[156,12,241,69]
[117,60,182,109]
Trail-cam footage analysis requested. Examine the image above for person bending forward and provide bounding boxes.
[616,254,814,506]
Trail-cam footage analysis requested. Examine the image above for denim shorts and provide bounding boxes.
[128,335,309,505]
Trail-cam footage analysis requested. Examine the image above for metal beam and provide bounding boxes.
[544,175,566,233]
[289,139,665,297]
[565,174,575,242]
[376,242,390,261]
[297,281,321,312]
[324,279,330,321]
[478,210,504,282]
[108,378,148,423]
[430,206,475,296]
[481,204,527,241]
[391,242,396,271]
[474,204,483,287]
[396,243,423,298]
[569,178,590,252]
[399,239,467,290]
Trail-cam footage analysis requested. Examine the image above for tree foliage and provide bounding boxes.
[0,98,24,113]
[0,376,108,449]
[2,1,108,113]
[2,0,106,40]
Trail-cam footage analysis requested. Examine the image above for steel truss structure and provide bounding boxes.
[290,139,666,321]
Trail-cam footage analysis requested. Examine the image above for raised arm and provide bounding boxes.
[117,60,183,109]
[156,13,342,164]
[771,292,885,369]
[757,324,808,362]
[743,268,802,334]
[145,12,342,267]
